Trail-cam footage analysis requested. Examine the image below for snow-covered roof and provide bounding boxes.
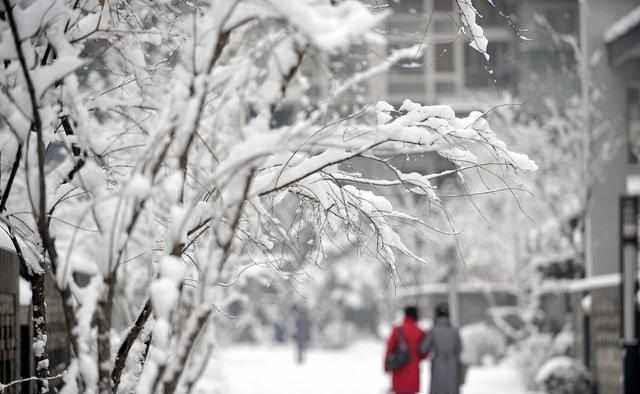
[397,281,518,298]
[535,356,579,384]
[535,272,640,294]
[604,5,640,43]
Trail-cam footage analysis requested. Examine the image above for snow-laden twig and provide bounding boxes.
[0,373,64,393]
[112,300,153,392]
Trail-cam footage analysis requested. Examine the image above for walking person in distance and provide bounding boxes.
[384,305,428,394]
[292,303,311,364]
[421,303,464,394]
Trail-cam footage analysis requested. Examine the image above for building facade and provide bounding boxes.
[383,0,579,112]
[582,2,640,394]
[0,247,19,394]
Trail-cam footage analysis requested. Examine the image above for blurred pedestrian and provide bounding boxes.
[420,303,464,394]
[384,305,428,394]
[292,304,311,364]
[274,320,287,343]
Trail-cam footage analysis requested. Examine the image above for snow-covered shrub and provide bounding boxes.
[460,322,506,366]
[488,307,531,342]
[551,328,575,356]
[512,332,554,389]
[535,356,592,394]
[513,325,580,390]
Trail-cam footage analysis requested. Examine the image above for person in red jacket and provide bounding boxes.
[384,306,428,394]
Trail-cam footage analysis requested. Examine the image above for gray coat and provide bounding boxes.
[421,317,463,394]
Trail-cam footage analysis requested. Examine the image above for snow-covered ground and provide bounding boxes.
[196,341,528,394]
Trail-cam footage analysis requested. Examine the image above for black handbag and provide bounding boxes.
[385,327,410,371]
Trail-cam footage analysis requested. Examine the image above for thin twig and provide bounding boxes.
[0,373,64,393]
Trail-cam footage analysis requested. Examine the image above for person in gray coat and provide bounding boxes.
[292,304,311,364]
[420,303,463,394]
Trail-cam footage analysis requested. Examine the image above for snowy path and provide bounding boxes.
[196,341,528,394]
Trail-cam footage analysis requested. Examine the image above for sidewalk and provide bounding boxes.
[462,360,528,394]
[196,341,528,394]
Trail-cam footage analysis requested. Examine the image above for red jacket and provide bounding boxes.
[384,317,427,394]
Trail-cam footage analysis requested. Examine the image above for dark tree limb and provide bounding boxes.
[40,0,82,66]
[111,299,152,393]
[0,144,22,213]
[218,167,255,276]
[3,0,80,385]
[3,3,56,393]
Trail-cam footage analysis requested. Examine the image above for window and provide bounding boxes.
[389,0,424,13]
[543,6,578,35]
[434,0,453,12]
[435,81,456,94]
[387,36,426,100]
[433,18,457,34]
[392,57,425,74]
[464,42,515,89]
[473,0,517,27]
[434,42,454,71]
[387,72,425,99]
[385,0,515,101]
[628,88,640,163]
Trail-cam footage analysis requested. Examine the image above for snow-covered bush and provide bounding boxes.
[513,325,581,390]
[551,328,575,356]
[512,332,555,389]
[535,356,592,394]
[460,322,507,366]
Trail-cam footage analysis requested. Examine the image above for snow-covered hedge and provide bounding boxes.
[551,329,575,356]
[512,332,554,389]
[460,322,506,366]
[535,356,592,394]
[513,327,585,391]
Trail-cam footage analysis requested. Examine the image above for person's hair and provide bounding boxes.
[404,305,419,320]
[435,303,449,318]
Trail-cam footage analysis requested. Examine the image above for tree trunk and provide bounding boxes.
[97,277,113,394]
[160,305,212,394]
[31,273,53,394]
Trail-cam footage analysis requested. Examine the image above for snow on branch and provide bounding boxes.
[267,0,389,51]
[456,0,490,60]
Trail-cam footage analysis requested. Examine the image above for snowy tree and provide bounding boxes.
[0,1,535,393]
[493,15,619,284]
